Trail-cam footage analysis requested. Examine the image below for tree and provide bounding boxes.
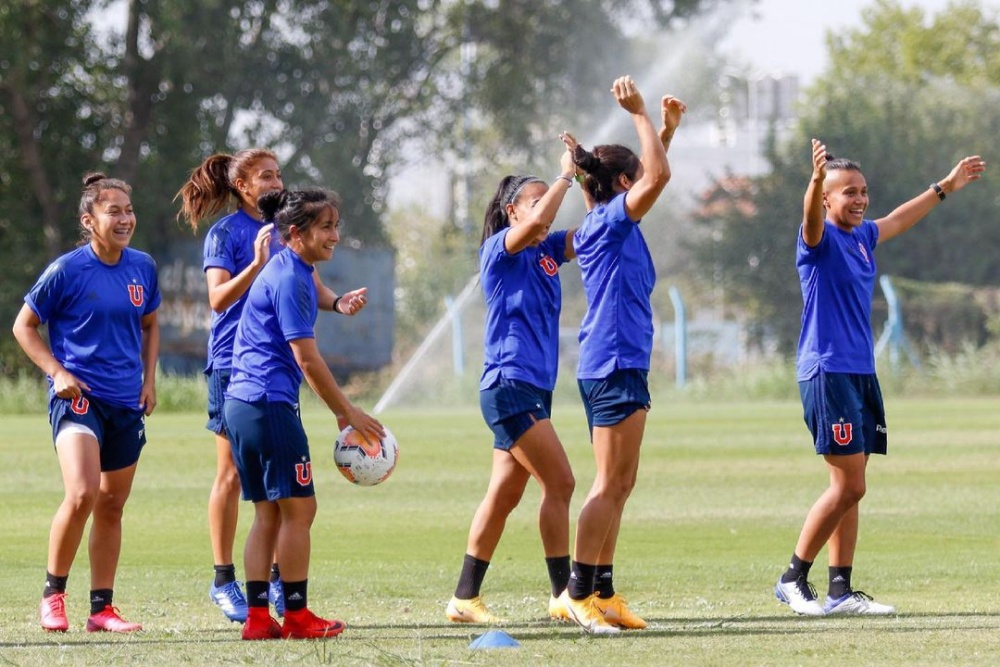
[690,0,1000,354]
[0,0,739,372]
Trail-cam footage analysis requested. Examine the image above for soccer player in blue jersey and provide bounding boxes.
[446,148,579,625]
[557,76,686,633]
[774,139,986,617]
[177,150,369,623]
[223,187,383,640]
[13,173,161,633]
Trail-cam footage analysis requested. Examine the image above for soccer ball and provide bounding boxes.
[333,425,399,486]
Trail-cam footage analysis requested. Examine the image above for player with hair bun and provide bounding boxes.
[774,139,986,617]
[223,187,384,640]
[446,146,578,625]
[558,75,685,634]
[177,150,369,623]
[14,172,161,633]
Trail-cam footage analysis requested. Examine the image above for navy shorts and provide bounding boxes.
[578,368,651,431]
[205,367,231,435]
[223,398,315,502]
[48,394,146,472]
[480,378,553,451]
[799,371,887,456]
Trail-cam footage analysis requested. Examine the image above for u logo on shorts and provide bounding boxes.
[295,461,313,486]
[832,422,853,446]
[70,396,90,415]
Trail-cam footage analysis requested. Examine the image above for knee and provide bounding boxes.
[837,481,866,507]
[92,491,128,523]
[544,471,575,505]
[62,486,98,517]
[594,474,634,506]
[214,465,242,496]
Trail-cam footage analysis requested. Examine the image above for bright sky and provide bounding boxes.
[720,0,977,82]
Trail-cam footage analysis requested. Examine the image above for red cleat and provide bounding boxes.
[86,605,142,633]
[40,593,69,632]
[242,609,282,640]
[281,608,345,639]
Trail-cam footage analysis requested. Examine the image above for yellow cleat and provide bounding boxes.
[593,593,648,629]
[558,590,620,634]
[445,596,503,624]
[548,594,572,621]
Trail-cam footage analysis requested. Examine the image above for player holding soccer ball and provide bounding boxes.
[177,149,370,623]
[446,146,579,625]
[223,187,383,640]
[774,140,986,616]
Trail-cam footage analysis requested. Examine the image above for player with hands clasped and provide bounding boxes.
[223,187,383,640]
[558,76,685,634]
[14,173,161,633]
[446,147,579,625]
[775,139,986,616]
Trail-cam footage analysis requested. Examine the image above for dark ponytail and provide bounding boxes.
[480,175,541,245]
[572,143,640,204]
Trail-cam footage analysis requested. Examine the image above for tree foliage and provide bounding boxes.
[0,0,735,371]
[690,0,1000,355]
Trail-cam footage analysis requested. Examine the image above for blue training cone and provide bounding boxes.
[468,629,521,650]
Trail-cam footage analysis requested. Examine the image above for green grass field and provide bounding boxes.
[1,398,999,666]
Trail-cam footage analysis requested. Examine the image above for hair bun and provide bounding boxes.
[82,172,107,186]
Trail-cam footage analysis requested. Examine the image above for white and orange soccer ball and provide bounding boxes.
[333,425,399,486]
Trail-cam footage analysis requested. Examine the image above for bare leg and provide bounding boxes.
[793,452,867,562]
[274,496,317,582]
[466,451,530,560]
[48,434,101,576]
[245,501,281,583]
[209,434,241,566]
[574,410,646,565]
[89,463,138,590]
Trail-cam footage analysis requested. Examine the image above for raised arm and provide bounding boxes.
[504,148,576,255]
[875,155,987,243]
[615,76,672,221]
[206,223,275,313]
[802,138,828,248]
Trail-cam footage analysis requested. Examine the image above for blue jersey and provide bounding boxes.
[479,228,569,391]
[226,248,317,405]
[796,219,879,380]
[202,208,282,372]
[25,245,161,408]
[574,193,656,380]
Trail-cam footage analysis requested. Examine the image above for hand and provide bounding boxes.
[941,155,986,194]
[611,75,646,115]
[343,405,385,441]
[52,369,89,400]
[558,138,575,176]
[810,138,828,180]
[252,223,275,268]
[140,383,157,416]
[660,95,687,135]
[336,287,368,315]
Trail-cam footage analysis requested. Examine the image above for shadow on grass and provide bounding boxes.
[4,612,1000,648]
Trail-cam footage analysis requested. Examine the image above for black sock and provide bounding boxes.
[90,588,113,615]
[246,581,269,608]
[214,564,237,588]
[780,553,813,584]
[828,566,853,599]
[595,564,615,599]
[454,554,490,599]
[43,572,68,598]
[283,579,307,612]
[269,564,281,583]
[568,561,597,600]
[545,555,571,597]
